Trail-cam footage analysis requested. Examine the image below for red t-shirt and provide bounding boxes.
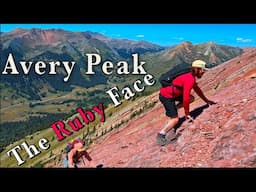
[160,72,207,116]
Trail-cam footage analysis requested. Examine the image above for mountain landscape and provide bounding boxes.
[50,48,255,168]
[0,28,165,152]
[0,29,242,104]
[1,28,254,167]
[0,28,164,99]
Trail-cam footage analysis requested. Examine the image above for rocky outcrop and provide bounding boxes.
[80,48,256,168]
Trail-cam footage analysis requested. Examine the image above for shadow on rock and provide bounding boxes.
[191,104,210,119]
[174,104,210,132]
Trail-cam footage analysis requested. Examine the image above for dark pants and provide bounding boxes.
[159,94,178,118]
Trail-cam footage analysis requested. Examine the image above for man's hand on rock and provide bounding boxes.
[206,100,217,105]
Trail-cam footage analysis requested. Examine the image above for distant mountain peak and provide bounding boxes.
[180,41,193,46]
[200,41,217,47]
[207,41,216,45]
[174,41,193,51]
[9,28,28,35]
[12,28,27,32]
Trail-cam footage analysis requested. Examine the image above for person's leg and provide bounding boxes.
[175,95,183,108]
[175,94,195,108]
[157,95,179,145]
[159,116,179,135]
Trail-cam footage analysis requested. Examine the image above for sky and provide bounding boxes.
[1,24,256,47]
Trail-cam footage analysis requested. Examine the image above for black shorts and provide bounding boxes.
[159,94,178,118]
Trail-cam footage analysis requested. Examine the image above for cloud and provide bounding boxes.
[112,34,121,37]
[136,34,144,38]
[172,37,184,41]
[236,37,253,43]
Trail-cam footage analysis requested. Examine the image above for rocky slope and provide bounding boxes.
[78,48,256,168]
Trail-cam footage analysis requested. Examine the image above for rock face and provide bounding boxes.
[78,49,256,168]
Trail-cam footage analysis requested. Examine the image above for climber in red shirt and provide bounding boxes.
[157,60,216,146]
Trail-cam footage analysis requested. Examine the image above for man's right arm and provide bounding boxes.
[193,83,217,105]
[193,83,208,102]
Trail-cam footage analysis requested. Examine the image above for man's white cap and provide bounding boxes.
[192,60,209,70]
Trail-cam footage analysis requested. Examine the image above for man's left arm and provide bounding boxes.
[193,83,216,105]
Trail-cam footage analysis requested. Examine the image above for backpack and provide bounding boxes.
[63,139,85,167]
[159,64,191,87]
[64,139,84,154]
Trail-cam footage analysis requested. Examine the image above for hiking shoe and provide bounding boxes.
[156,133,167,146]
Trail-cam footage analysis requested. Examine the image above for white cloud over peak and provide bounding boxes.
[236,37,253,43]
[136,34,144,38]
